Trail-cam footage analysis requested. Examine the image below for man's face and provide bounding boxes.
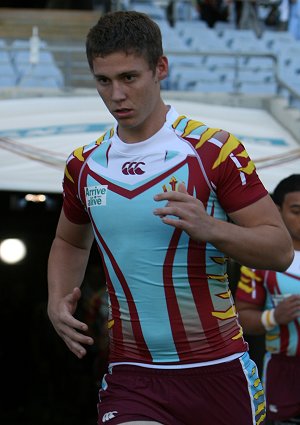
[280,191,300,248]
[92,51,168,142]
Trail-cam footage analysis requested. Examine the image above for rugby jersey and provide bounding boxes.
[63,106,268,365]
[236,251,300,356]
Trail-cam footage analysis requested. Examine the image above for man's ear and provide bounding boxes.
[156,55,169,81]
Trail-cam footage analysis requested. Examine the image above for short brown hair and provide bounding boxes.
[86,11,163,73]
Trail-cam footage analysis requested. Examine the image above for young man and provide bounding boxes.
[235,174,300,425]
[47,11,294,425]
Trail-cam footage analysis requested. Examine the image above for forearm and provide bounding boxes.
[209,219,293,271]
[153,189,294,272]
[47,236,91,307]
[237,309,266,335]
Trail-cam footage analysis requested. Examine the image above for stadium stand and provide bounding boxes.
[0,6,299,107]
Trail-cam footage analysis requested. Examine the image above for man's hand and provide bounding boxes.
[275,295,300,325]
[48,287,94,359]
[153,182,213,242]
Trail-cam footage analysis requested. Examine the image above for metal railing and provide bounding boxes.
[49,44,300,106]
[1,42,300,108]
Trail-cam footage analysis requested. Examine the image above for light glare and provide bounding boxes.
[0,238,27,264]
[25,193,46,202]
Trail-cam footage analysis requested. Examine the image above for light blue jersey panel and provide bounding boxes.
[239,352,266,425]
[274,273,300,356]
[277,272,300,295]
[86,169,198,361]
[264,291,281,353]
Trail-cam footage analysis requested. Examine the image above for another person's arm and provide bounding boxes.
[236,296,300,335]
[154,183,293,271]
[47,209,95,358]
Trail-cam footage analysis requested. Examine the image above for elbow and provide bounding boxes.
[272,236,294,271]
[276,247,294,272]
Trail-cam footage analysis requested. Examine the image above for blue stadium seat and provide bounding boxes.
[193,78,234,93]
[0,75,17,87]
[169,64,230,91]
[17,75,62,88]
[17,63,64,88]
[237,80,277,95]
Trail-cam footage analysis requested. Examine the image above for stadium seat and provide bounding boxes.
[126,1,166,20]
[169,65,230,91]
[162,28,190,52]
[203,54,236,67]
[0,49,12,63]
[237,69,275,83]
[193,78,234,93]
[174,19,209,37]
[17,63,64,88]
[277,46,300,85]
[0,75,17,87]
[220,29,257,46]
[260,30,296,50]
[179,27,221,47]
[17,74,62,89]
[167,53,204,69]
[237,80,277,95]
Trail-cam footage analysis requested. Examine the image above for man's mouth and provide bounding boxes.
[114,108,133,118]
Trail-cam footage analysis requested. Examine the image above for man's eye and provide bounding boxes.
[124,75,135,82]
[96,77,109,84]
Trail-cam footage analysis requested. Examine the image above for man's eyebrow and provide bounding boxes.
[93,73,107,78]
[94,70,139,79]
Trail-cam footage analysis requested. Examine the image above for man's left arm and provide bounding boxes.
[154,184,294,271]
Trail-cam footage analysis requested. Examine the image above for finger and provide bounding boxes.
[154,190,188,202]
[61,324,94,346]
[160,215,185,230]
[64,315,89,332]
[177,182,188,194]
[66,287,82,305]
[64,334,88,359]
[153,204,185,220]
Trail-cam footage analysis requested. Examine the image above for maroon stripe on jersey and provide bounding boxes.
[92,224,124,357]
[106,143,111,165]
[270,271,280,295]
[106,274,124,357]
[284,271,300,281]
[89,214,153,362]
[187,157,226,347]
[295,321,300,356]
[85,159,188,199]
[187,239,220,339]
[163,228,192,361]
[281,325,291,354]
[95,244,124,358]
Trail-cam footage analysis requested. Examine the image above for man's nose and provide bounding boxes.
[111,81,126,101]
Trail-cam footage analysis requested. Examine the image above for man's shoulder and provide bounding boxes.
[171,114,238,149]
[67,127,114,163]
[64,127,114,184]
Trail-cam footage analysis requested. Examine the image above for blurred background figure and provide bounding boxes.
[196,0,230,27]
[235,174,300,425]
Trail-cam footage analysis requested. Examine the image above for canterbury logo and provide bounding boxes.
[122,161,145,175]
[102,411,118,422]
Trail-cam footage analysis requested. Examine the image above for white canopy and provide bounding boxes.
[0,94,299,194]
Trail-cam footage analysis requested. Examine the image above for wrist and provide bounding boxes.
[261,308,278,331]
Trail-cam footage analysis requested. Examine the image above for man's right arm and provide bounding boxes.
[47,209,95,358]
